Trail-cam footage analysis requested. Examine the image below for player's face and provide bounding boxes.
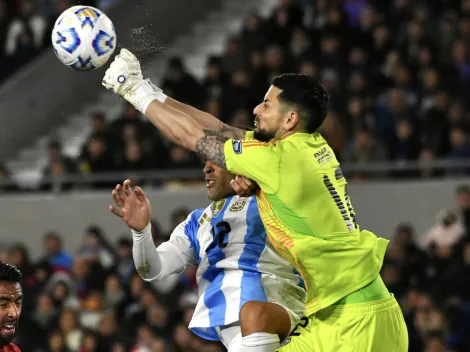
[0,281,22,347]
[253,86,286,142]
[203,160,236,201]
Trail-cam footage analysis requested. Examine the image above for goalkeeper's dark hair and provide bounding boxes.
[271,74,329,133]
[0,262,22,283]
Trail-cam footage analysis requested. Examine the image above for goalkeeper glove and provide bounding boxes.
[102,48,166,114]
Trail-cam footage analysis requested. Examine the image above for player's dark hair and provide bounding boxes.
[0,262,22,283]
[271,74,329,133]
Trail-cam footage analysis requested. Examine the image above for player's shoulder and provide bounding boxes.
[278,132,327,152]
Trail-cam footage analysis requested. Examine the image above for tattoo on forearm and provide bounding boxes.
[219,122,246,139]
[196,129,229,169]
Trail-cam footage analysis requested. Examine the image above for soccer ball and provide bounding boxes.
[51,6,117,71]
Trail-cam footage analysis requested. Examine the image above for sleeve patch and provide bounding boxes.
[232,140,243,154]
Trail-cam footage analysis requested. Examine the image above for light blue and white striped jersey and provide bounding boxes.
[166,195,305,341]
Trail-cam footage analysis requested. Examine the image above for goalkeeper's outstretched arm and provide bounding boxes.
[145,100,231,169]
[102,48,237,169]
[166,98,247,139]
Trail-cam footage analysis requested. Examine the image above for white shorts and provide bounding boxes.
[215,304,300,351]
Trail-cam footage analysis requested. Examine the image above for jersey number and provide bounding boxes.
[323,175,358,231]
[289,317,309,337]
[206,221,231,252]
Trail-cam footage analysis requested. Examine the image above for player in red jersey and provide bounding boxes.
[0,262,22,352]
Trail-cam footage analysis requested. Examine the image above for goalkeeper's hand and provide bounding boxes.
[102,48,162,114]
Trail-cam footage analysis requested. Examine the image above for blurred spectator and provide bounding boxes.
[40,232,73,273]
[80,132,115,174]
[114,237,134,285]
[241,14,267,52]
[59,308,84,351]
[162,57,205,109]
[222,36,245,75]
[5,1,46,65]
[456,184,470,236]
[448,125,470,159]
[228,109,252,130]
[423,210,464,249]
[80,112,108,157]
[343,128,387,163]
[78,226,115,270]
[8,244,33,278]
[170,207,191,230]
[319,111,346,155]
[168,145,200,170]
[48,331,71,352]
[203,56,229,101]
[119,141,153,171]
[42,141,77,191]
[108,103,148,153]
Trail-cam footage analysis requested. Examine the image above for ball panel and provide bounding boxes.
[54,28,81,54]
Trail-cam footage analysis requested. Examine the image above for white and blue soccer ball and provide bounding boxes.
[51,6,117,71]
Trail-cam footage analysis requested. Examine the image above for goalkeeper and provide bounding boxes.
[103,49,408,352]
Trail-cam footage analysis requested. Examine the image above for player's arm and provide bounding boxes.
[146,100,233,168]
[109,180,196,281]
[132,214,197,281]
[165,97,247,139]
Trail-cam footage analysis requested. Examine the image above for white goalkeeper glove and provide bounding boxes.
[102,48,166,114]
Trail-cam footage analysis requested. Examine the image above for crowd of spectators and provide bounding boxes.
[1,205,225,352]
[2,183,470,352]
[382,184,470,352]
[10,0,469,191]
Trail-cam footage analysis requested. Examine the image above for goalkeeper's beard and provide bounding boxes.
[254,128,276,143]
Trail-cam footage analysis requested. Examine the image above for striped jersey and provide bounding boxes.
[166,195,305,340]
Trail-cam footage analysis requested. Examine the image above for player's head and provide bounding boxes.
[0,262,22,347]
[203,160,236,201]
[253,74,329,142]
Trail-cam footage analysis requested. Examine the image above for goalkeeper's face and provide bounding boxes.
[203,160,236,201]
[253,86,286,142]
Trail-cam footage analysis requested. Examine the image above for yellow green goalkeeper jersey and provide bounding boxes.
[224,131,389,316]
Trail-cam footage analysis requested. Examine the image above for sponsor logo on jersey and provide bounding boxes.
[212,199,226,217]
[314,146,332,165]
[229,200,247,212]
[232,140,242,154]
